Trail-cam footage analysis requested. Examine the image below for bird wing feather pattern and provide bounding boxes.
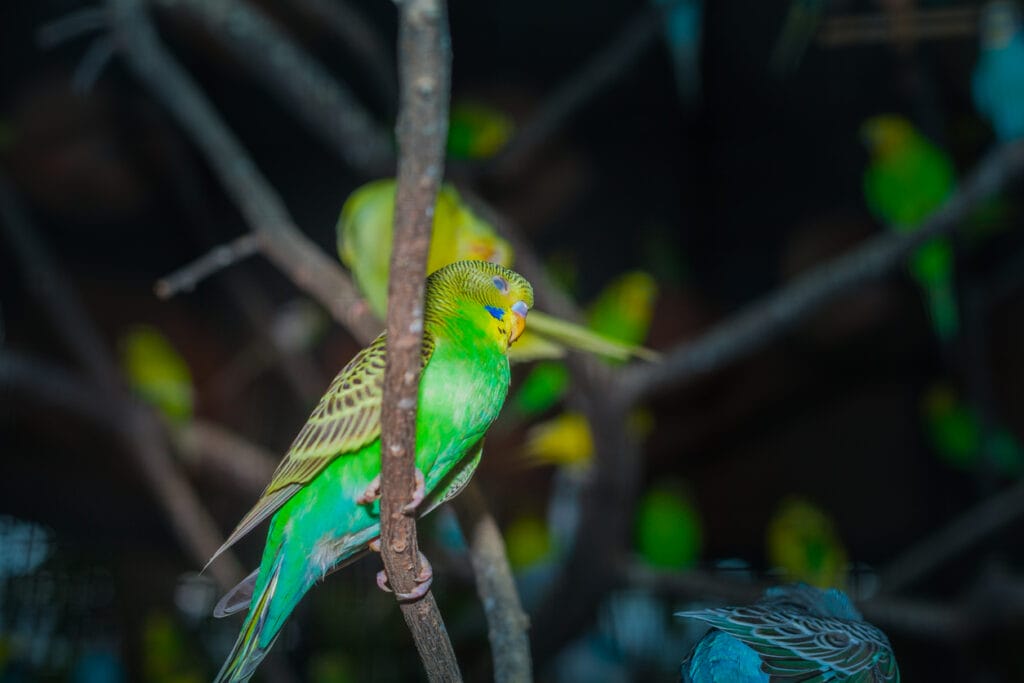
[205,332,435,568]
[677,605,899,682]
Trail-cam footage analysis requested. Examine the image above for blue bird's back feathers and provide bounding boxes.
[677,584,900,682]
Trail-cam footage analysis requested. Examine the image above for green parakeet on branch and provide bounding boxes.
[209,261,533,682]
[861,115,959,343]
[337,179,655,364]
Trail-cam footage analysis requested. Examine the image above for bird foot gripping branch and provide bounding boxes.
[369,539,434,602]
[356,469,427,515]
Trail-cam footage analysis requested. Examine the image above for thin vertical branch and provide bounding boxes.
[378,0,459,680]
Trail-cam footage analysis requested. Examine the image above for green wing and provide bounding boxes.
[205,332,435,568]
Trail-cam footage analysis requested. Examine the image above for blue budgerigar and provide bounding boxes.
[973,1,1024,142]
[678,584,901,682]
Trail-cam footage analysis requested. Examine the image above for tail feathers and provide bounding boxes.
[213,553,285,683]
[203,485,299,574]
[214,568,259,618]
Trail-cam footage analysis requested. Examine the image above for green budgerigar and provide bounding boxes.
[208,261,533,682]
[338,179,655,364]
[861,115,959,342]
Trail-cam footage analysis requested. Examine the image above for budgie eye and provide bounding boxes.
[484,305,505,321]
[492,276,509,294]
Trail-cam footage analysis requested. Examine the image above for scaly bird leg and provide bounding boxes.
[402,468,426,516]
[368,538,434,602]
[356,475,381,505]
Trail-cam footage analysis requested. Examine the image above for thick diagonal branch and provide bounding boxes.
[620,139,1024,405]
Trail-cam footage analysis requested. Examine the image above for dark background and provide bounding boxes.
[2,0,1024,681]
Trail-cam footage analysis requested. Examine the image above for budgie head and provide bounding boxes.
[860,115,917,160]
[426,260,533,351]
[981,1,1021,50]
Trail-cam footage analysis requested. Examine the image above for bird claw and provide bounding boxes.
[374,551,433,603]
[357,475,381,505]
[402,469,426,516]
[358,470,424,513]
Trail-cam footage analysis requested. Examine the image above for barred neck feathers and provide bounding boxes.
[423,260,534,354]
[763,583,863,621]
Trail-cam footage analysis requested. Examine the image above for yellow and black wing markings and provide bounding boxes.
[205,332,435,569]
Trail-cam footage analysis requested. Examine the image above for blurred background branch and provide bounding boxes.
[0,175,247,593]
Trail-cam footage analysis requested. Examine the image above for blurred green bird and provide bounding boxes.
[861,115,959,343]
[514,270,659,418]
[923,382,1024,477]
[634,481,701,570]
[120,325,194,424]
[446,99,515,160]
[766,496,848,589]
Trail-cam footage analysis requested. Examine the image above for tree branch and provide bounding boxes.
[818,7,977,48]
[108,0,381,344]
[453,484,532,683]
[378,0,460,679]
[153,0,393,174]
[153,233,259,299]
[134,0,532,674]
[290,0,398,113]
[620,139,1024,406]
[0,349,124,436]
[879,476,1024,594]
[175,419,277,496]
[625,563,1021,641]
[484,7,662,179]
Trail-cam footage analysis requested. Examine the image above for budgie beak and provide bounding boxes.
[509,300,529,344]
